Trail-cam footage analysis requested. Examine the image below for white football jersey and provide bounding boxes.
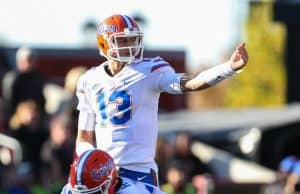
[76,57,182,172]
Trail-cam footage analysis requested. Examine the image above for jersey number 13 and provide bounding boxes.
[97,90,131,125]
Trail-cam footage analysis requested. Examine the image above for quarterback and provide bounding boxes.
[73,14,248,194]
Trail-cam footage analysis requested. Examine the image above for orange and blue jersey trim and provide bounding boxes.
[151,63,170,72]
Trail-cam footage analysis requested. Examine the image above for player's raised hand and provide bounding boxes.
[230,42,248,71]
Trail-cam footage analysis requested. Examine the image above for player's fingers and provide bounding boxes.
[244,51,249,60]
[239,48,247,57]
[237,42,245,50]
[240,49,247,57]
[244,51,248,59]
[238,46,246,53]
[236,53,242,61]
[236,49,247,60]
[241,53,248,63]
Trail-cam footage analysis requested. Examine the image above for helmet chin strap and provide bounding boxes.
[107,49,135,64]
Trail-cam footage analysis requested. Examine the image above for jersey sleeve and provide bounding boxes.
[150,57,183,94]
[76,73,94,113]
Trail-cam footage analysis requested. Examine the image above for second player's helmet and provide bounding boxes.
[97,14,143,63]
[69,149,118,194]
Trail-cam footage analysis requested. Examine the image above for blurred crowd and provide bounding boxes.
[0,47,81,194]
[1,47,300,194]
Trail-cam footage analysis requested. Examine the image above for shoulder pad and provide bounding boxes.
[151,56,164,63]
[150,57,170,73]
[142,57,164,63]
[142,58,152,61]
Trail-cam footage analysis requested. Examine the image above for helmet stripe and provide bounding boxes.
[76,149,94,185]
[121,15,133,29]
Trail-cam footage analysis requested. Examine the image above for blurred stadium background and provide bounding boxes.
[1,0,300,194]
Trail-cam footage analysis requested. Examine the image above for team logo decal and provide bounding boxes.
[98,25,117,34]
[91,159,114,181]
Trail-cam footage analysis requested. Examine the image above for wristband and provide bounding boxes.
[195,61,237,85]
[78,111,96,131]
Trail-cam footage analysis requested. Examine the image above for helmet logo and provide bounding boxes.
[91,159,114,181]
[98,25,117,34]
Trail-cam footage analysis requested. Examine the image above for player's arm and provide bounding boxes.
[181,43,248,92]
[75,111,96,156]
[75,72,97,156]
[76,130,95,155]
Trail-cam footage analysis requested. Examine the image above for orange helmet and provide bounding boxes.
[97,14,143,63]
[69,149,118,194]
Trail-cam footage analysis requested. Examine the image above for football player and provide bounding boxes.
[61,149,121,194]
[73,14,248,194]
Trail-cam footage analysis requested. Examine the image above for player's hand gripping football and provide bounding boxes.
[230,42,248,71]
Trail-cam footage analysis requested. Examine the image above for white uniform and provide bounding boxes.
[75,57,181,194]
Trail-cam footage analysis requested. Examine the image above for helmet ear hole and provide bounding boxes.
[100,43,105,49]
